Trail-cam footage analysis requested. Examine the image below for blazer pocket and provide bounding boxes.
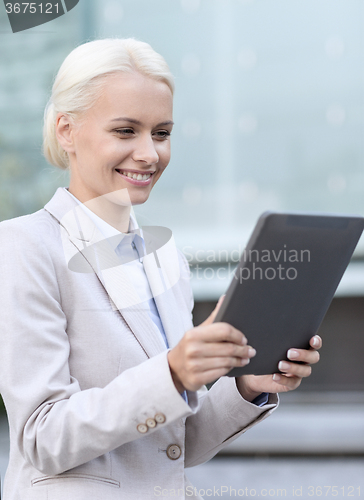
[32,473,120,488]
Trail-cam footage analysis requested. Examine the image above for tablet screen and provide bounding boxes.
[214,212,364,376]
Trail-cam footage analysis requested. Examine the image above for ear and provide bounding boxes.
[55,113,76,154]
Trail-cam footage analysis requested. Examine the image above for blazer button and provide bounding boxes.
[155,413,166,424]
[137,423,148,434]
[166,444,182,460]
[146,418,157,429]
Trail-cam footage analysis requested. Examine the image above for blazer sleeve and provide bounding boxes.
[0,219,198,476]
[184,380,278,467]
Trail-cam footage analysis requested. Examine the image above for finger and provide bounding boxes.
[214,294,225,314]
[287,348,320,365]
[309,335,322,350]
[191,354,252,372]
[192,322,248,346]
[272,373,302,390]
[200,295,226,326]
[278,360,312,378]
[196,343,256,360]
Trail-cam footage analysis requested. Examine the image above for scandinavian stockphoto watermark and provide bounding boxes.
[154,485,361,497]
[236,246,310,282]
[154,485,288,497]
[59,188,311,308]
[183,245,311,282]
[4,0,80,33]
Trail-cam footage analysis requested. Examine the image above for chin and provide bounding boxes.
[129,190,152,206]
[131,197,149,206]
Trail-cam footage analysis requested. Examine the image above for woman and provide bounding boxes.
[0,38,321,499]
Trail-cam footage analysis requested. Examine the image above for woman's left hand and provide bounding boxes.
[236,335,322,402]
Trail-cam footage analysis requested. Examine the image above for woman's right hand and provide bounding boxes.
[167,296,256,393]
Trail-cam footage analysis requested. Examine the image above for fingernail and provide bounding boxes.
[312,336,320,347]
[278,361,290,371]
[241,358,250,366]
[273,373,281,381]
[287,349,299,359]
[248,347,256,357]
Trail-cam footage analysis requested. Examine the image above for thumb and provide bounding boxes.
[200,294,226,326]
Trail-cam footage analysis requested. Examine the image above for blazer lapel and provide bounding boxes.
[45,188,166,358]
[142,232,187,349]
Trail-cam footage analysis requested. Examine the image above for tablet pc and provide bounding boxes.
[213,212,364,376]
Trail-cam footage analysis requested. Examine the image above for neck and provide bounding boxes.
[85,198,131,233]
[69,188,132,233]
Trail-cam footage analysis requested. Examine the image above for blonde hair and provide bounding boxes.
[43,38,175,170]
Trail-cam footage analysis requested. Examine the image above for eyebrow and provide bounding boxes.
[110,117,174,127]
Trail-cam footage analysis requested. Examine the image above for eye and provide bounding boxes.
[153,130,171,140]
[114,128,135,136]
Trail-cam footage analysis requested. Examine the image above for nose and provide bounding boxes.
[132,134,159,165]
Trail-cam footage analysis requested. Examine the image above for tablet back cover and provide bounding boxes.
[214,212,364,376]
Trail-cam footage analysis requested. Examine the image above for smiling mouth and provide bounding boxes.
[115,170,154,181]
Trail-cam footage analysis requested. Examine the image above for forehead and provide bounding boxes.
[92,72,173,122]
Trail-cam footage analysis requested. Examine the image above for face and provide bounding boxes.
[59,72,173,206]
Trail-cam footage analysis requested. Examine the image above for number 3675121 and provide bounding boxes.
[5,3,60,14]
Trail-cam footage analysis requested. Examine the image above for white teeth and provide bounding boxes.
[120,171,152,181]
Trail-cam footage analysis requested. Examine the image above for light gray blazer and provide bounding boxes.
[0,188,277,500]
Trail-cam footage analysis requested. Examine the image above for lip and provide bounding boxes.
[115,169,154,186]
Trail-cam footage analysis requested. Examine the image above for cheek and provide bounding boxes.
[158,142,171,166]
[89,140,131,169]
[110,140,134,161]
[152,160,169,186]
[154,166,167,184]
